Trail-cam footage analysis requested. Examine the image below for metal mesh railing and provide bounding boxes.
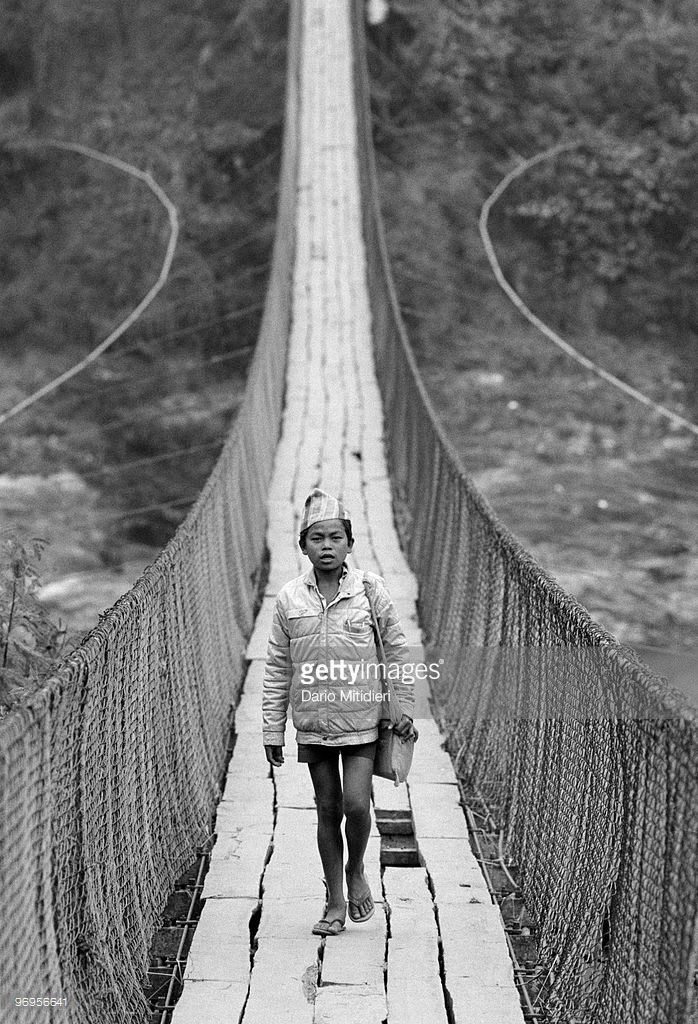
[0,6,301,1022]
[350,2,698,1022]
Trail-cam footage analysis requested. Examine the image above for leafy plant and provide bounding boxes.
[0,535,73,714]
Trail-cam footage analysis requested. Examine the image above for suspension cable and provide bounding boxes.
[479,142,698,437]
[0,140,179,428]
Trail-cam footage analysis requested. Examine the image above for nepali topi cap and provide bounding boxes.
[300,488,351,533]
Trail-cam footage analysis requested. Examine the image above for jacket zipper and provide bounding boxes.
[313,583,346,737]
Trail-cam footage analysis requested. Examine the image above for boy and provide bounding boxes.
[263,488,416,936]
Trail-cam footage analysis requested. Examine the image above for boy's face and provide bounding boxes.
[301,518,353,572]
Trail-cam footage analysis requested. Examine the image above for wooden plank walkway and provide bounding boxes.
[172,1,523,1021]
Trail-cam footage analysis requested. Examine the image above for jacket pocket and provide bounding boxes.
[287,608,320,639]
[342,609,372,636]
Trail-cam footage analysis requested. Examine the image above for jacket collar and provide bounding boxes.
[302,562,365,598]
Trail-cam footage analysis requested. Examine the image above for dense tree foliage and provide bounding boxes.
[369,0,697,372]
[0,0,287,546]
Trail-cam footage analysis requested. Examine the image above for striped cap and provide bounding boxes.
[300,488,350,533]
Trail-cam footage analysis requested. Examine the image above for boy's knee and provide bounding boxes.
[343,794,369,824]
[317,798,343,827]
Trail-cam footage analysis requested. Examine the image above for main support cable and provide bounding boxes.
[479,142,698,437]
[0,140,179,428]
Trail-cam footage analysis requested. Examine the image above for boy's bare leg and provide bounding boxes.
[308,760,346,922]
[342,752,374,918]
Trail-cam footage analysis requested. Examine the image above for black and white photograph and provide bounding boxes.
[0,1,696,1022]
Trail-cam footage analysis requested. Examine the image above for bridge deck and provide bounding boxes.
[172,2,523,1021]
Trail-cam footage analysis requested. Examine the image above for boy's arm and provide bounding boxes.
[372,579,415,719]
[262,598,293,746]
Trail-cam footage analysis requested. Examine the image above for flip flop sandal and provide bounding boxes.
[348,891,375,923]
[312,917,346,937]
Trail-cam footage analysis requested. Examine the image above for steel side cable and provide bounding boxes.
[479,142,698,437]
[0,140,179,428]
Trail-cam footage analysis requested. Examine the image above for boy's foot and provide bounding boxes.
[347,870,374,923]
[348,890,374,922]
[312,916,346,936]
[312,901,346,937]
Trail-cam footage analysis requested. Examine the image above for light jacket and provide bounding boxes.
[262,565,413,746]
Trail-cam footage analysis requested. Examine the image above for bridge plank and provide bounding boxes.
[262,807,324,902]
[314,988,387,1024]
[318,912,387,1023]
[244,905,320,1024]
[170,981,250,1024]
[233,693,262,731]
[410,782,470,840]
[243,803,324,1023]
[244,947,318,1024]
[417,837,491,901]
[417,866,524,1023]
[228,735,268,773]
[448,978,525,1024]
[240,658,265,694]
[406,719,455,783]
[183,897,256,983]
[246,597,277,659]
[409,715,525,1021]
[215,787,273,834]
[201,830,270,900]
[383,867,449,1024]
[275,760,316,809]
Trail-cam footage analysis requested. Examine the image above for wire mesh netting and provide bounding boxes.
[0,6,300,1022]
[350,2,698,1022]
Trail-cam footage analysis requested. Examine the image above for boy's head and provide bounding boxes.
[299,488,353,567]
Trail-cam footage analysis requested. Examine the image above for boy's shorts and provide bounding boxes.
[297,740,377,764]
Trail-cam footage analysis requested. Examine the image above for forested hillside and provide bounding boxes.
[367,0,697,658]
[0,0,695,701]
[0,0,285,534]
[0,0,287,658]
[370,0,698,356]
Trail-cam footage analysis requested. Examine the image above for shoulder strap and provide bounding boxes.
[363,572,402,725]
[362,573,384,659]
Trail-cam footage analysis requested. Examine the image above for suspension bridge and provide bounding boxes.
[1,2,696,1024]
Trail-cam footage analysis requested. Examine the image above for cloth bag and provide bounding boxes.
[363,576,416,786]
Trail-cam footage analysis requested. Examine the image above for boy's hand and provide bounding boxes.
[394,715,418,741]
[265,744,284,767]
